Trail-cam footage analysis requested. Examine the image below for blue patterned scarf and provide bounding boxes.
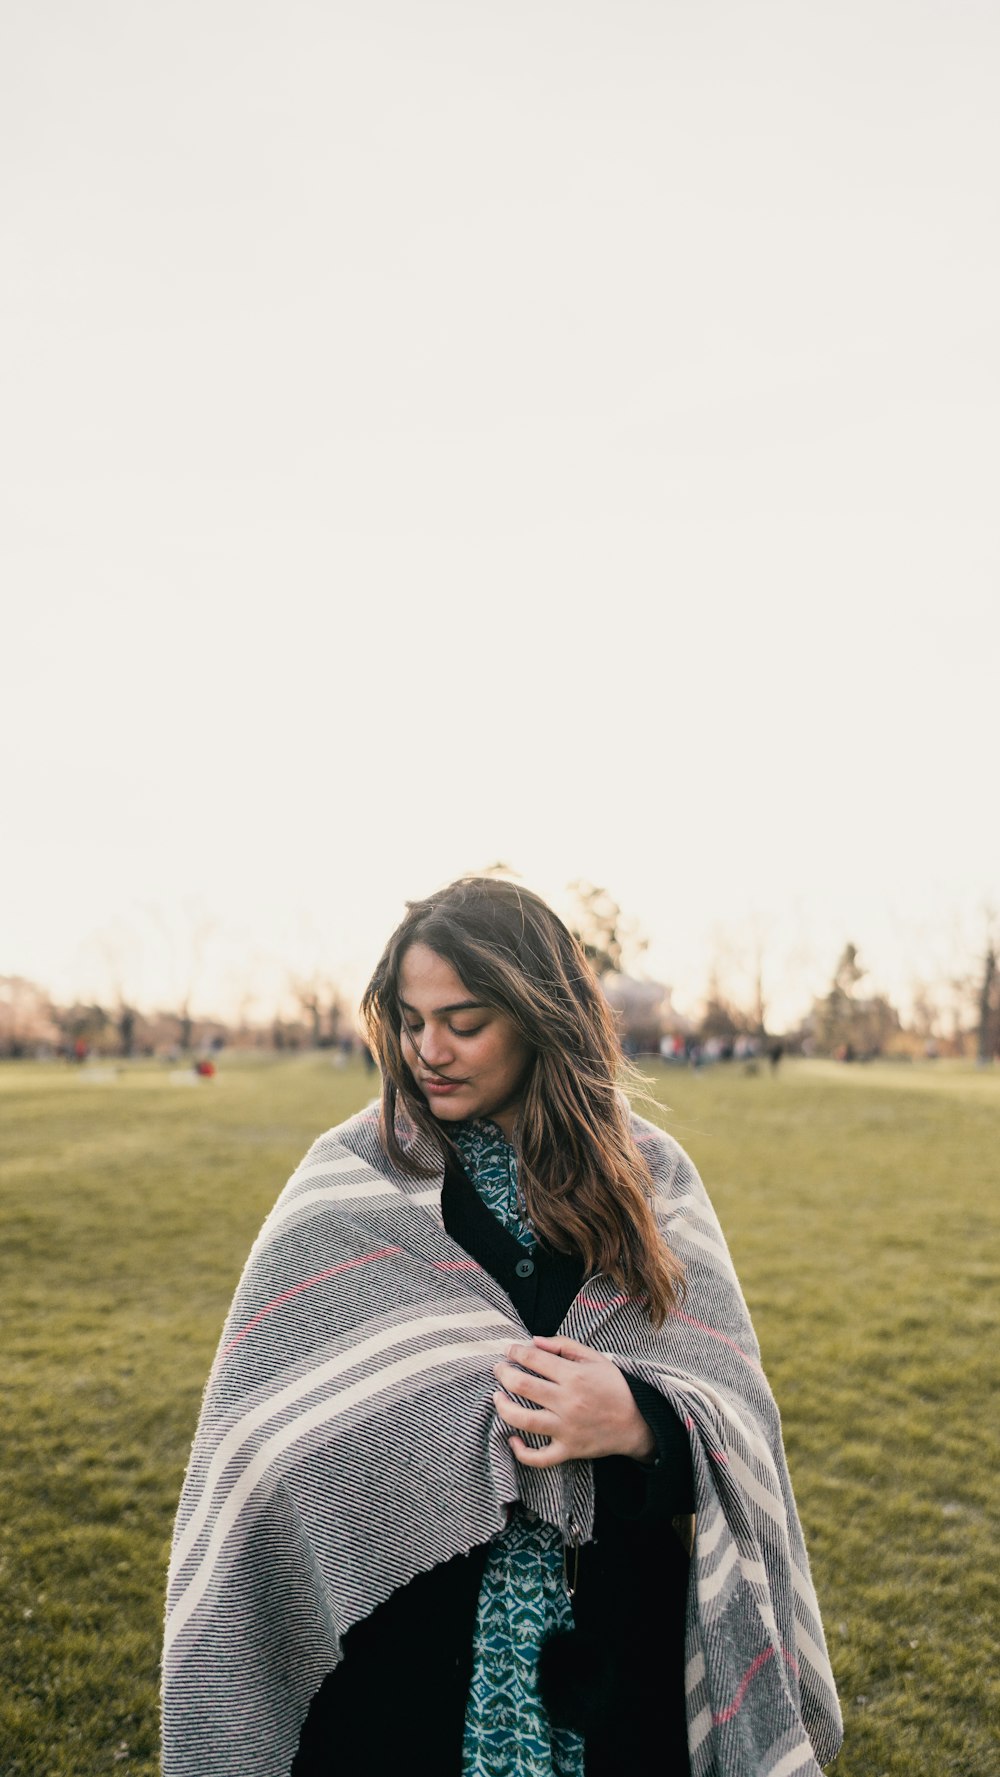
[453,1121,585,1777]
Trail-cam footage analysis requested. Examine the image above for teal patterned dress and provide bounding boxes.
[452,1121,586,1777]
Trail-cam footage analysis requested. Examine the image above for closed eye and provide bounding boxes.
[402,1020,484,1039]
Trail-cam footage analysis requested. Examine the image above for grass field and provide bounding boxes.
[2,1053,998,1776]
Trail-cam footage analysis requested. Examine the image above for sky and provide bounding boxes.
[3,0,998,1031]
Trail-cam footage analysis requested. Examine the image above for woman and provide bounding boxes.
[163,879,842,1777]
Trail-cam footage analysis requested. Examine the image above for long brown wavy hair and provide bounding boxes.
[360,876,684,1325]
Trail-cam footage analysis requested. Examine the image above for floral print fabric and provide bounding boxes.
[452,1121,585,1777]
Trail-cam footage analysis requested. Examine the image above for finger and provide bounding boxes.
[508,1434,565,1469]
[493,1361,557,1405]
[530,1334,603,1363]
[493,1390,558,1436]
[504,1342,571,1383]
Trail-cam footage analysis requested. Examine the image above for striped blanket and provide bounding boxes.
[162,1105,843,1777]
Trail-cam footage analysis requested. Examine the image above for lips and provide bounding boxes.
[422,1077,465,1093]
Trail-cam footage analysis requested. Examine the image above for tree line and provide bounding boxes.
[1,884,997,1064]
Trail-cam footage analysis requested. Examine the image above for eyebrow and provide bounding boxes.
[399,998,488,1016]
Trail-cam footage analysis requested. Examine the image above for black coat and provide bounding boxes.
[292,1154,694,1777]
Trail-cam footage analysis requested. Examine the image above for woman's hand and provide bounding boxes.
[492,1334,656,1468]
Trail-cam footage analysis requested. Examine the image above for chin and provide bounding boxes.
[424,1097,467,1118]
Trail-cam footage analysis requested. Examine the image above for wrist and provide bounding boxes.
[624,1413,656,1464]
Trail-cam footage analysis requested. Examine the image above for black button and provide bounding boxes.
[514,1257,535,1279]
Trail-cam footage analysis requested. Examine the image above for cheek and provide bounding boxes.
[489,1034,531,1081]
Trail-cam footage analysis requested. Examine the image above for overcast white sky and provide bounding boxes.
[2,0,997,1029]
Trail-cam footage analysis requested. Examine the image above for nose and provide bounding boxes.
[418,1022,455,1073]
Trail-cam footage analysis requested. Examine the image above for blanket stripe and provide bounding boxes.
[162,1106,842,1776]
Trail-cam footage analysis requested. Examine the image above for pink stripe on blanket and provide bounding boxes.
[433,1259,481,1271]
[713,1647,799,1722]
[670,1309,761,1370]
[681,1412,726,1464]
[222,1248,404,1355]
[713,1648,776,1722]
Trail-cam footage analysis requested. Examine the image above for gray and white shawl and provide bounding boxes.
[162,1104,843,1777]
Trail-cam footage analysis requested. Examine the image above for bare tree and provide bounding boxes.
[976,942,998,1065]
[748,921,768,1037]
[287,971,349,1048]
[812,944,900,1057]
[90,923,145,1057]
[566,881,647,979]
[55,1000,114,1054]
[479,860,520,879]
[704,919,773,1036]
[142,903,216,1053]
[0,977,60,1056]
[908,980,942,1044]
[699,971,747,1041]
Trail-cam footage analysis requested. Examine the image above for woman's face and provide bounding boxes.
[397,942,533,1138]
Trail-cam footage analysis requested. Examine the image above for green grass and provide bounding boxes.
[2,1054,998,1776]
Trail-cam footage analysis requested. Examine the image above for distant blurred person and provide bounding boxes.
[163,878,842,1777]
